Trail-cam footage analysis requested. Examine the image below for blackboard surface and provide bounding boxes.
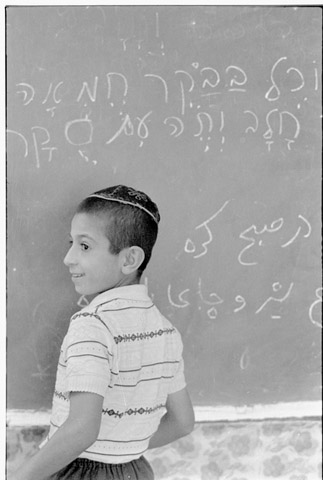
[7,6,322,409]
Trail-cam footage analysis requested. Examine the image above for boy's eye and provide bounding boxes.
[81,243,89,251]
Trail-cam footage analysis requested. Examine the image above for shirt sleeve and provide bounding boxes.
[63,313,115,397]
[167,332,187,394]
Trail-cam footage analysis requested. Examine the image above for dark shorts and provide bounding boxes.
[48,456,154,480]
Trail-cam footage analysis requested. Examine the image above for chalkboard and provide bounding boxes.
[7,6,322,410]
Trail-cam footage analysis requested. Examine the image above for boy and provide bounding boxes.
[12,185,195,480]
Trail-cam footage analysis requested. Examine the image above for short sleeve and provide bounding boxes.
[168,357,186,394]
[167,331,186,394]
[63,313,115,397]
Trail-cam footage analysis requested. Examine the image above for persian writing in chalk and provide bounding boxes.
[8,55,319,166]
[238,214,312,266]
[167,278,297,321]
[184,200,231,259]
[168,202,316,322]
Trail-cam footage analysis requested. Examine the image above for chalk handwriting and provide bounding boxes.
[167,284,190,308]
[106,114,134,144]
[238,217,284,266]
[244,110,259,133]
[184,200,231,259]
[106,72,128,105]
[197,277,223,306]
[201,67,220,89]
[175,70,195,116]
[7,129,29,157]
[255,281,294,317]
[265,57,306,101]
[163,116,184,137]
[238,215,311,265]
[309,288,322,328]
[11,54,317,155]
[16,82,35,106]
[77,76,98,104]
[234,295,247,313]
[281,214,311,247]
[144,74,169,103]
[31,126,57,168]
[225,65,247,92]
[65,115,94,146]
[265,57,287,101]
[240,347,250,370]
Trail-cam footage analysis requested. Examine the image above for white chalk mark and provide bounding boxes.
[167,284,190,308]
[263,109,279,139]
[309,288,322,328]
[238,226,258,266]
[299,214,312,238]
[194,112,213,137]
[220,111,225,132]
[144,74,168,103]
[234,295,246,313]
[281,214,311,247]
[6,129,28,157]
[265,56,287,101]
[175,70,194,116]
[16,82,35,105]
[197,278,223,306]
[279,111,300,139]
[136,111,153,140]
[31,126,56,168]
[255,282,294,315]
[184,238,196,254]
[244,110,259,133]
[207,307,218,320]
[78,150,89,162]
[42,83,53,104]
[281,226,301,248]
[106,114,134,145]
[286,67,305,92]
[200,67,220,89]
[77,76,98,103]
[225,65,248,91]
[155,12,159,38]
[106,72,128,100]
[164,116,184,137]
[240,347,250,370]
[191,200,231,259]
[238,218,284,266]
[65,115,94,146]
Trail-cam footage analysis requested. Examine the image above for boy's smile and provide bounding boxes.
[64,212,129,296]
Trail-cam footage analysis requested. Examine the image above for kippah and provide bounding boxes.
[87,185,160,224]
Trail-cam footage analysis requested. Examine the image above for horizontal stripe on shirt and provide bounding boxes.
[100,305,154,312]
[66,353,109,362]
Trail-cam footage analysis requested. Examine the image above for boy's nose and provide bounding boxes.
[64,247,76,267]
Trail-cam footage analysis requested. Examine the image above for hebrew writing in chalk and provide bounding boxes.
[9,54,320,168]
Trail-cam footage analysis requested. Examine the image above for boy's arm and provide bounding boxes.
[11,392,104,480]
[148,387,195,449]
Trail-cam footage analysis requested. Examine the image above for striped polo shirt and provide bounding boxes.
[47,284,186,464]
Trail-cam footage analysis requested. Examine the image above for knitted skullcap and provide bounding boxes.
[87,185,160,224]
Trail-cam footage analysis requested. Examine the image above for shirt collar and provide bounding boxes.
[88,284,150,309]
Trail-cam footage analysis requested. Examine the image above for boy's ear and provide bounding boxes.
[121,246,145,275]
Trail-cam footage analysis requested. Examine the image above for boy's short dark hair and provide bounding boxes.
[76,187,159,276]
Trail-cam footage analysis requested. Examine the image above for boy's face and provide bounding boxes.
[64,212,128,296]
